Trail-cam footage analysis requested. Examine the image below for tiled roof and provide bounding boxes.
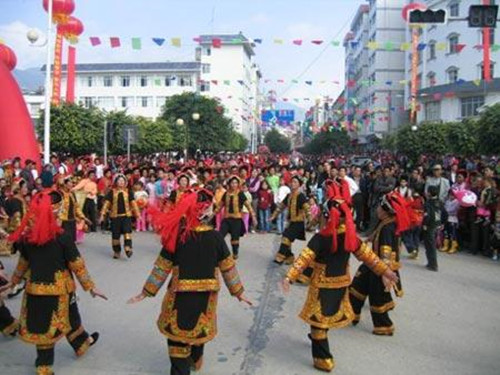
[41,62,201,72]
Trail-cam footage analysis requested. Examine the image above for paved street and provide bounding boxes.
[1,231,500,375]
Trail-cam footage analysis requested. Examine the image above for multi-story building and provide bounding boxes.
[343,0,407,138]
[43,33,261,144]
[415,0,500,123]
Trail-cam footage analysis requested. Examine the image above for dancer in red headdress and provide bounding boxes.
[281,193,398,373]
[349,191,410,336]
[128,189,251,375]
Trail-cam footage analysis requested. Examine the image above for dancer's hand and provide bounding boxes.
[281,278,291,294]
[90,288,108,301]
[127,292,146,304]
[237,293,253,306]
[382,269,398,291]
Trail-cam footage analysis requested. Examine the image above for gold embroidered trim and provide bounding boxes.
[193,224,213,232]
[281,237,291,246]
[219,256,235,272]
[370,301,396,314]
[12,256,29,285]
[274,253,286,262]
[349,287,366,301]
[169,345,191,358]
[373,325,395,335]
[310,328,328,340]
[68,257,95,291]
[177,279,220,292]
[67,326,84,342]
[287,248,316,282]
[2,319,18,336]
[124,233,132,240]
[313,357,335,371]
[230,240,239,245]
[25,270,76,295]
[112,239,121,246]
[75,338,91,357]
[36,365,54,375]
[311,263,351,289]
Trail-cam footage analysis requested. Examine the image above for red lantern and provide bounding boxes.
[0,44,17,71]
[42,0,75,24]
[58,16,84,44]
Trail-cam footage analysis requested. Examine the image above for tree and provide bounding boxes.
[135,117,173,155]
[105,110,136,155]
[264,128,291,153]
[227,130,249,152]
[446,120,478,156]
[302,129,351,155]
[160,93,235,152]
[477,103,500,154]
[38,103,104,155]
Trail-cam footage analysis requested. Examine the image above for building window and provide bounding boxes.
[103,76,113,87]
[200,81,210,92]
[447,67,459,83]
[121,76,130,87]
[428,41,436,60]
[449,2,459,17]
[98,97,114,108]
[165,76,173,86]
[202,64,211,74]
[178,75,192,87]
[427,72,436,87]
[82,96,95,108]
[448,34,459,54]
[425,101,441,121]
[480,62,495,79]
[140,76,148,87]
[120,96,133,108]
[140,96,152,107]
[87,76,93,87]
[203,47,211,56]
[461,96,484,118]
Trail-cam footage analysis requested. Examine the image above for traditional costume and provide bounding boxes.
[273,176,311,267]
[168,173,191,206]
[349,192,409,336]
[100,174,140,259]
[9,190,100,375]
[0,261,18,337]
[58,176,87,243]
[285,196,392,372]
[139,189,247,375]
[216,176,256,259]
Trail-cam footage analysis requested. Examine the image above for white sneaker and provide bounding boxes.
[493,254,498,261]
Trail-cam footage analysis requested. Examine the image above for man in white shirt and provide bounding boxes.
[275,177,291,234]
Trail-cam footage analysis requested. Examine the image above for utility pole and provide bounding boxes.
[127,129,131,162]
[103,120,108,167]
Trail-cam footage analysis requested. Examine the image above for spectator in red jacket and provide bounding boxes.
[257,181,273,233]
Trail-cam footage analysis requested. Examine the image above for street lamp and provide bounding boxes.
[176,113,200,162]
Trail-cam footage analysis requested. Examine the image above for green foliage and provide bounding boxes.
[477,103,500,155]
[105,110,135,155]
[446,120,478,156]
[302,129,351,155]
[227,130,249,152]
[264,128,291,153]
[160,92,235,152]
[135,117,172,155]
[38,103,104,155]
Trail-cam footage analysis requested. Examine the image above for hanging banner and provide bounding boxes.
[66,45,76,103]
[51,30,64,106]
[410,27,419,124]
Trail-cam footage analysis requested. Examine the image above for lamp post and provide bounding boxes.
[42,0,53,165]
[176,112,200,162]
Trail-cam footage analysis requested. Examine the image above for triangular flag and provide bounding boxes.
[350,41,359,48]
[400,42,411,51]
[292,79,299,83]
[492,44,500,52]
[253,38,263,44]
[277,79,284,83]
[473,44,484,50]
[367,41,378,50]
[211,80,218,85]
[473,79,482,86]
[223,80,230,86]
[193,37,202,43]
[212,38,222,48]
[154,78,161,86]
[132,37,141,50]
[436,42,446,51]
[171,37,181,47]
[237,80,244,85]
[399,80,408,85]
[457,79,466,85]
[305,81,312,85]
[384,41,394,51]
[152,38,165,46]
[89,37,101,46]
[417,43,427,51]
[292,39,303,46]
[274,39,284,44]
[311,40,324,45]
[331,41,340,46]
[110,37,121,48]
[454,44,466,53]
[231,38,243,44]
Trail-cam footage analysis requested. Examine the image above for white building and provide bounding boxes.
[42,33,262,146]
[342,0,407,138]
[23,93,45,123]
[414,0,500,123]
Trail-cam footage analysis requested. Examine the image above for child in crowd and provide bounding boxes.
[241,183,253,234]
[405,191,424,259]
[423,185,442,272]
[441,190,460,254]
[306,196,320,232]
[258,181,273,233]
[133,181,149,232]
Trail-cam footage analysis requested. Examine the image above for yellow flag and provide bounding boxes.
[473,79,481,86]
[367,41,378,50]
[274,38,284,44]
[436,42,446,51]
[171,37,181,47]
[400,42,411,51]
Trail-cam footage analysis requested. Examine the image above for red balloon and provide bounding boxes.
[0,62,41,170]
[0,44,17,71]
[42,0,75,23]
[58,16,84,40]
[402,3,427,21]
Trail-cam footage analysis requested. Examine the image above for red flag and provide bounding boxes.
[66,46,76,103]
[212,38,222,48]
[89,37,101,46]
[454,44,466,53]
[311,40,324,45]
[292,39,303,46]
[193,37,202,43]
[110,37,121,48]
[211,80,218,85]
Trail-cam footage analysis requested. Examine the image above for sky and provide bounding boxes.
[0,0,365,107]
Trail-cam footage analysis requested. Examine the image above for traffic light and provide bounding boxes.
[468,5,498,28]
[409,9,447,24]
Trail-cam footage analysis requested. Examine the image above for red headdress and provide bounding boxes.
[320,197,359,253]
[380,191,411,235]
[324,178,352,206]
[148,189,214,254]
[8,190,63,246]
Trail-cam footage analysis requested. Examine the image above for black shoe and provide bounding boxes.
[89,332,99,346]
[425,264,438,272]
